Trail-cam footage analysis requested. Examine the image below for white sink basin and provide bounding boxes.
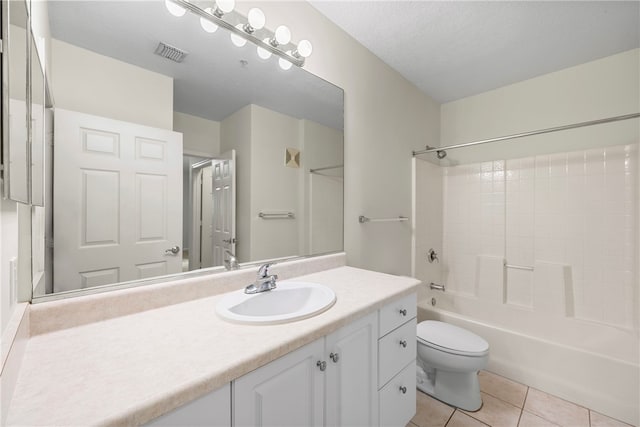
[216,281,337,325]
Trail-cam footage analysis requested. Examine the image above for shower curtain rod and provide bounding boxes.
[412,112,640,157]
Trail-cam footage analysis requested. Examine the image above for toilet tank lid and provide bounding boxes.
[417,321,489,354]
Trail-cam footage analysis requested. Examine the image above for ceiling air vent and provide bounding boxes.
[154,42,188,63]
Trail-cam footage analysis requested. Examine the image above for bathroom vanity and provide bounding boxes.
[151,292,417,427]
[5,256,419,426]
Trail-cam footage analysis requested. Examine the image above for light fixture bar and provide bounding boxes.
[170,0,305,67]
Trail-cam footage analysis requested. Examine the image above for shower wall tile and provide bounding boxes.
[440,143,637,329]
[443,160,505,296]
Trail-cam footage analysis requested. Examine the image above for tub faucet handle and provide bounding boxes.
[427,248,439,263]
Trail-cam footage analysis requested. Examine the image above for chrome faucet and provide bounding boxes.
[244,263,278,294]
[224,249,238,271]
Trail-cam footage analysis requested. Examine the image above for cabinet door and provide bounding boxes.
[145,383,231,426]
[325,312,378,427]
[233,339,324,427]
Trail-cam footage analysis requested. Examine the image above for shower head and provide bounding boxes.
[436,150,447,159]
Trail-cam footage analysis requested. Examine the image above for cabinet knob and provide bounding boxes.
[330,352,339,363]
[399,386,407,394]
[317,360,326,371]
[399,308,407,316]
[399,340,407,348]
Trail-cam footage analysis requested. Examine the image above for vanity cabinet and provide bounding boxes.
[325,311,379,427]
[146,293,416,427]
[234,311,378,427]
[146,383,231,426]
[378,292,417,427]
[233,339,325,426]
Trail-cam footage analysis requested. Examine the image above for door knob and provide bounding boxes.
[399,340,407,348]
[330,352,339,363]
[317,360,326,371]
[165,246,180,255]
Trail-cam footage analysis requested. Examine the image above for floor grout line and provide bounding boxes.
[443,408,456,427]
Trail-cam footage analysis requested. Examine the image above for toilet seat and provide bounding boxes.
[417,321,489,357]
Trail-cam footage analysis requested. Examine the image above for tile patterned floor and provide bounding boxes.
[407,371,632,427]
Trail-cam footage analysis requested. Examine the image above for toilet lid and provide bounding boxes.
[417,321,489,356]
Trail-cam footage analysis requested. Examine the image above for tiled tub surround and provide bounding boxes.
[414,143,639,425]
[5,254,421,426]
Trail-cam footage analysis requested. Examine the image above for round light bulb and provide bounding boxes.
[200,8,219,33]
[247,8,265,30]
[279,55,293,71]
[165,0,186,17]
[275,25,291,45]
[230,24,247,47]
[296,40,313,58]
[257,38,272,60]
[215,0,235,14]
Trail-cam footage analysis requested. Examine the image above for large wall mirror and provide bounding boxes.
[2,0,30,203]
[33,0,344,299]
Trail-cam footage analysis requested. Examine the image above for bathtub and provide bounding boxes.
[417,292,640,426]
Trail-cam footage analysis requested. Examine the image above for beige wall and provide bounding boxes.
[51,39,173,130]
[235,1,441,276]
[250,105,302,261]
[173,112,221,156]
[440,49,640,163]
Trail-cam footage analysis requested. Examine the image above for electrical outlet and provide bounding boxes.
[10,257,17,303]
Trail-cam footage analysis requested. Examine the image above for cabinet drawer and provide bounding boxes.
[379,361,416,427]
[379,293,417,337]
[378,318,416,388]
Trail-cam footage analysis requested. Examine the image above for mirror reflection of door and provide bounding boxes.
[188,150,236,271]
[53,109,183,292]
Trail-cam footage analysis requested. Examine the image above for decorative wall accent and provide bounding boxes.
[285,147,300,168]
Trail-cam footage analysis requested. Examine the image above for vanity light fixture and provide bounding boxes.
[270,25,291,47]
[278,53,293,71]
[257,38,272,60]
[166,0,312,68]
[200,8,219,33]
[293,40,313,59]
[212,0,235,17]
[230,24,248,47]
[165,0,186,17]
[245,8,266,34]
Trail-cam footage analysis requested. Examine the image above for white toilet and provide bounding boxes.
[416,320,489,411]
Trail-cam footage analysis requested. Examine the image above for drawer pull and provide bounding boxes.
[330,352,339,363]
[399,340,407,348]
[317,360,326,371]
[399,386,407,394]
[399,308,407,316]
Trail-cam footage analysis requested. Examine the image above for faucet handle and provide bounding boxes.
[257,263,272,278]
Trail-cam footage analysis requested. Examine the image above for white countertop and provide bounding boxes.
[7,266,419,426]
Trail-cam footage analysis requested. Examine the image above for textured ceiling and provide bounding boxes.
[310,1,640,103]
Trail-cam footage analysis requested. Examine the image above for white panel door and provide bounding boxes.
[54,109,182,292]
[234,339,324,427]
[325,311,379,427]
[212,150,235,266]
[200,165,214,268]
